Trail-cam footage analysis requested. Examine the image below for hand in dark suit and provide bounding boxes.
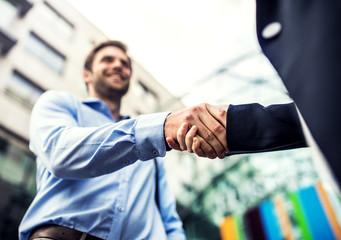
[167,102,307,157]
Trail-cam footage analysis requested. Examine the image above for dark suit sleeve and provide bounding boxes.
[225,102,307,156]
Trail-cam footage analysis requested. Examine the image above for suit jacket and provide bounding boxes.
[227,0,341,185]
[257,0,341,185]
[226,102,307,155]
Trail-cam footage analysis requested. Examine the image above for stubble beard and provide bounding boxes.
[94,76,130,102]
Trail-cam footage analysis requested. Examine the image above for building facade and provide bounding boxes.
[0,0,183,239]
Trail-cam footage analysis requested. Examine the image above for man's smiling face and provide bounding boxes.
[85,45,132,100]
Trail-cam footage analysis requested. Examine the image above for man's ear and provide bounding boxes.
[83,69,92,85]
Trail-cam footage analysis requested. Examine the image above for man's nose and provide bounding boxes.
[110,60,123,70]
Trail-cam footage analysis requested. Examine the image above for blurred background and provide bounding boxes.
[0,0,339,239]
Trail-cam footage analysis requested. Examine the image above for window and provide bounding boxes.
[0,28,17,56]
[0,131,36,239]
[4,71,44,109]
[0,0,17,29]
[0,135,35,192]
[39,1,74,40]
[25,32,66,74]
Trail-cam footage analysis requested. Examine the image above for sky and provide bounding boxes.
[67,0,289,106]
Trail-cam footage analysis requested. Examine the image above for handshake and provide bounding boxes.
[164,103,229,159]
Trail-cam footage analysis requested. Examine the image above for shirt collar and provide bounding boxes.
[82,97,130,121]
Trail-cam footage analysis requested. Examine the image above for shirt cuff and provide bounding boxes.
[135,112,170,160]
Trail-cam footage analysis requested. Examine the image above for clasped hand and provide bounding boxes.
[164,103,229,159]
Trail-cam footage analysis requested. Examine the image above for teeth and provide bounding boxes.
[107,74,122,79]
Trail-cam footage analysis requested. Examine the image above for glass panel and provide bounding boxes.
[0,0,17,29]
[5,71,44,109]
[0,135,36,196]
[177,148,318,227]
[0,134,36,240]
[25,32,66,74]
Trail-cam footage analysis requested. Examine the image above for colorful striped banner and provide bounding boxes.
[259,200,282,240]
[220,182,341,240]
[297,184,336,240]
[220,215,246,240]
[274,196,294,240]
[316,182,341,239]
[289,191,313,240]
[243,205,266,240]
[220,215,239,240]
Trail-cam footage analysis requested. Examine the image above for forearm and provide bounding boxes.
[32,117,166,178]
[30,92,169,178]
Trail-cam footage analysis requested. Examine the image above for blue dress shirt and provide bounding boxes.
[19,90,186,240]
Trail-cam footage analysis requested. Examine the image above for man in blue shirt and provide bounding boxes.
[19,40,195,240]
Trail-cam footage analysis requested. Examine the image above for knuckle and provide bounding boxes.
[177,130,185,138]
[191,106,200,113]
[206,148,214,157]
[216,148,225,156]
[200,102,208,108]
[218,109,226,118]
[205,132,214,142]
[183,113,194,121]
[212,124,224,133]
[192,104,205,113]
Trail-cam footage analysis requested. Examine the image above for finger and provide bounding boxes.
[196,103,228,155]
[185,125,198,153]
[206,104,228,128]
[194,135,217,159]
[166,137,181,150]
[164,104,227,156]
[192,136,205,157]
[206,103,229,153]
[177,122,189,150]
[195,122,226,158]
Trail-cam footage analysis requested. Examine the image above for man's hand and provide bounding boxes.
[164,103,228,159]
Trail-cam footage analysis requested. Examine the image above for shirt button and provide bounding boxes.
[118,206,125,212]
[262,22,282,39]
[152,150,158,155]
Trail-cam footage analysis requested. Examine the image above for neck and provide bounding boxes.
[89,90,123,121]
[104,99,122,121]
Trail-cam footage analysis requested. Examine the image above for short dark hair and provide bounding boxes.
[84,40,132,72]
